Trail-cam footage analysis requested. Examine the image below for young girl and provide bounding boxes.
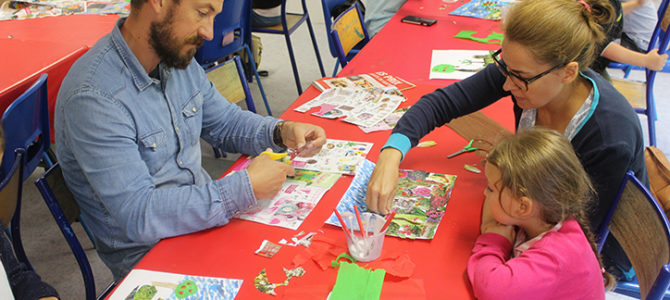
[366,0,646,278]
[467,128,614,299]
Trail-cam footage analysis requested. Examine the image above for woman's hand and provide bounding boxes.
[366,148,402,214]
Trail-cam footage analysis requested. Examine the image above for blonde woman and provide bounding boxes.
[366,0,646,280]
[469,128,613,299]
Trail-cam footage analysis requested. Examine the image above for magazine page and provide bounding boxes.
[312,71,415,91]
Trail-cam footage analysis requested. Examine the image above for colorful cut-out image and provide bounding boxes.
[327,159,457,239]
[429,50,494,80]
[290,139,373,175]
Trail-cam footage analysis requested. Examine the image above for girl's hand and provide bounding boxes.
[481,221,516,244]
[645,49,669,71]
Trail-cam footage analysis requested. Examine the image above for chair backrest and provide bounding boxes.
[194,0,250,66]
[35,162,97,300]
[205,56,256,113]
[329,2,370,68]
[322,0,350,57]
[0,149,24,229]
[596,170,670,299]
[1,73,49,181]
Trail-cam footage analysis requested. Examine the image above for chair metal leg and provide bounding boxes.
[283,32,303,94]
[331,60,340,77]
[305,15,326,78]
[242,45,272,116]
[10,207,34,272]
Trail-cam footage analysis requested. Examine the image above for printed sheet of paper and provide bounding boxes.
[108,269,242,300]
[294,87,405,128]
[448,0,516,20]
[358,107,410,133]
[238,169,341,230]
[326,159,457,239]
[0,0,130,20]
[429,50,494,80]
[290,139,373,175]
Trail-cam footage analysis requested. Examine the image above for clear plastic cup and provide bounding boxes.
[341,211,387,262]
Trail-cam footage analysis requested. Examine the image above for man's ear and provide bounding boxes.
[148,0,165,15]
[560,61,579,84]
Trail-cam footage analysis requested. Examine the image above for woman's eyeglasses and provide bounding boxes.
[491,49,566,91]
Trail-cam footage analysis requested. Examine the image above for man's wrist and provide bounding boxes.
[273,121,287,149]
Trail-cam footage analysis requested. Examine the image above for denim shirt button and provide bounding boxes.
[178,160,183,165]
[175,126,179,132]
[192,107,196,112]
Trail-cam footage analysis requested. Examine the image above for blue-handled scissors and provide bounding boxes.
[447,139,479,158]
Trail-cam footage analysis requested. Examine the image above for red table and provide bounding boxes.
[0,15,118,141]
[119,0,515,299]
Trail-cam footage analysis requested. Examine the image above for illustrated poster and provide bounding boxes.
[448,0,516,20]
[109,269,242,300]
[290,139,373,175]
[294,87,405,128]
[429,50,494,80]
[326,159,457,239]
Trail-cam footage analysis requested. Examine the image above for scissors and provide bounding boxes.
[447,139,479,158]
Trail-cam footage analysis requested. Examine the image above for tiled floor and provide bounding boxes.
[13,0,669,299]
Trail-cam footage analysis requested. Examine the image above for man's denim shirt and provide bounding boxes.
[55,18,282,280]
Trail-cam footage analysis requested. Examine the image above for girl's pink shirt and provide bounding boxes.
[467,218,605,299]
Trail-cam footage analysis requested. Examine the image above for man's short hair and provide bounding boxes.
[130,0,180,10]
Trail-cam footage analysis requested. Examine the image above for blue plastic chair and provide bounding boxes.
[322,0,363,76]
[609,0,670,146]
[35,162,115,300]
[596,170,670,299]
[330,3,370,70]
[252,0,326,94]
[206,56,258,157]
[195,0,272,116]
[0,149,31,271]
[609,0,670,78]
[0,73,53,181]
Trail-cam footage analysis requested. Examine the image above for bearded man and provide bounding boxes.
[55,0,326,280]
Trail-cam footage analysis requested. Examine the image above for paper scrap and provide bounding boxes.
[254,267,306,296]
[255,240,282,258]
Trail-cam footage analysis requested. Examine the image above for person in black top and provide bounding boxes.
[252,0,282,27]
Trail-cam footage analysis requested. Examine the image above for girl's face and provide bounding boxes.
[483,162,518,225]
[498,40,566,110]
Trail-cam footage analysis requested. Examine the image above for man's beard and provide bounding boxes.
[149,7,205,69]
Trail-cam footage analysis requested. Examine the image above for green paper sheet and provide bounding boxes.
[330,262,385,300]
[454,30,504,45]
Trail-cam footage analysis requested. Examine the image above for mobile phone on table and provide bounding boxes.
[401,16,437,26]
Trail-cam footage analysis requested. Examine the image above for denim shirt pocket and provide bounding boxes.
[181,92,203,145]
[139,129,167,175]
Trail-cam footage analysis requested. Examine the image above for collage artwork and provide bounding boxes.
[327,159,457,239]
[294,87,405,128]
[231,138,372,230]
[109,269,242,300]
[238,169,341,230]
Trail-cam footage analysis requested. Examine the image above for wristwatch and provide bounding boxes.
[273,121,287,150]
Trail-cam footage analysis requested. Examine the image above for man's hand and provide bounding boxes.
[279,121,327,157]
[366,148,402,214]
[645,49,669,71]
[247,151,295,200]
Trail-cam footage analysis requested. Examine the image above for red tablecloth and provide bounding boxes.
[116,0,516,298]
[0,15,118,141]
